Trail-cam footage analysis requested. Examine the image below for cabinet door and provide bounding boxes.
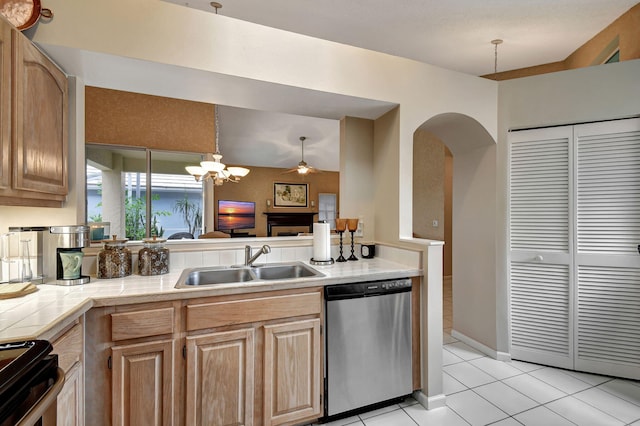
[263,319,321,426]
[111,339,175,426]
[508,126,573,369]
[185,329,255,426]
[57,361,83,426]
[12,30,67,197]
[574,118,640,379]
[0,19,10,190]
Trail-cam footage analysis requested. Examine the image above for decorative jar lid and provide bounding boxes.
[142,236,167,246]
[100,235,129,246]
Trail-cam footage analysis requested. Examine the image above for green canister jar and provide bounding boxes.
[138,236,169,276]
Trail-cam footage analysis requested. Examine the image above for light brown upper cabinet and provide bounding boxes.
[0,19,11,192]
[0,17,68,207]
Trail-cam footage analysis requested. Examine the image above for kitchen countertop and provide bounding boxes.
[0,258,421,343]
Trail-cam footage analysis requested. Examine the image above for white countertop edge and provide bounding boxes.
[0,258,421,343]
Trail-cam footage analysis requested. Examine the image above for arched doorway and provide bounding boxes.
[413,113,499,351]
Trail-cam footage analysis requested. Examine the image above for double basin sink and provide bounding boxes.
[175,262,323,288]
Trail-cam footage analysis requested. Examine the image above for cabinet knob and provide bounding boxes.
[534,255,544,262]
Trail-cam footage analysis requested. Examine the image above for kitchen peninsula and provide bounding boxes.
[0,241,423,425]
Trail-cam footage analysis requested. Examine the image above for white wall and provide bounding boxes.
[23,0,497,248]
[496,59,640,353]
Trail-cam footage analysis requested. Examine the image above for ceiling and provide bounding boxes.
[165,0,637,76]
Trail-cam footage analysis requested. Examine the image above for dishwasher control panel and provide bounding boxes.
[325,278,412,300]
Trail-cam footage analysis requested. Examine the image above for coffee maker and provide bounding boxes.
[43,225,91,285]
[7,226,90,286]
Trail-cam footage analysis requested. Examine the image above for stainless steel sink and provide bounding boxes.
[177,267,255,287]
[252,263,319,280]
[175,262,323,288]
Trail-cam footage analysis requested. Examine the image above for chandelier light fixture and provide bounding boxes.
[186,105,250,186]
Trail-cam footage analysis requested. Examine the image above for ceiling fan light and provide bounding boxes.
[227,166,250,177]
[201,160,226,172]
[297,166,310,175]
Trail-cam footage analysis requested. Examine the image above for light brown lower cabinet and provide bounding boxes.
[51,321,84,426]
[111,339,177,426]
[84,288,323,426]
[185,328,255,426]
[57,361,83,426]
[185,288,323,426]
[263,319,321,426]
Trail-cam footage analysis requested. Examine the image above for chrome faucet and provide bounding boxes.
[245,244,271,266]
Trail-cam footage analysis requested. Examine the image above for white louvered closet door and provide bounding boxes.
[508,126,574,369]
[574,118,640,379]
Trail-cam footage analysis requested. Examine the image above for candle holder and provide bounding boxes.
[335,218,347,262]
[347,218,359,261]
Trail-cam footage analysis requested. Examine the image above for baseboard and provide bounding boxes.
[413,391,446,410]
[451,329,511,361]
[496,351,511,362]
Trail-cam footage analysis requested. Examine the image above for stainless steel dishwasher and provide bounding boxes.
[324,278,412,418]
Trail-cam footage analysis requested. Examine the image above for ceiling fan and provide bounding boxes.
[284,136,321,175]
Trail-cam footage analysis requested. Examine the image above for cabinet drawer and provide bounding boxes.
[111,307,174,341]
[51,323,82,373]
[186,292,321,331]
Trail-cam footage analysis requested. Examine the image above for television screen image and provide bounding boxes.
[217,200,256,231]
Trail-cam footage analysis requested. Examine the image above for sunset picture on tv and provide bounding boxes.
[218,200,256,231]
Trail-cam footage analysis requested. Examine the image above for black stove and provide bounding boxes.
[0,340,59,426]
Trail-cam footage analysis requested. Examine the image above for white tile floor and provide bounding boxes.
[317,277,640,426]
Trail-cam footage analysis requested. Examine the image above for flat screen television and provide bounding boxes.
[217,200,256,233]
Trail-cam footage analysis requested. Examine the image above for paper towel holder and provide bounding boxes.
[311,220,335,265]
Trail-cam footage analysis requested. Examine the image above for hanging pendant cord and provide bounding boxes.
[491,39,503,76]
[214,104,220,154]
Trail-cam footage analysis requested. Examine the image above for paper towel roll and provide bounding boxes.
[313,222,331,261]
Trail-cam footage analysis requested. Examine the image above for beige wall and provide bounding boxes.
[417,113,497,350]
[373,108,401,243]
[213,166,339,237]
[444,150,453,277]
[339,117,374,241]
[412,132,445,241]
[411,132,453,276]
[452,144,497,350]
[487,3,640,80]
